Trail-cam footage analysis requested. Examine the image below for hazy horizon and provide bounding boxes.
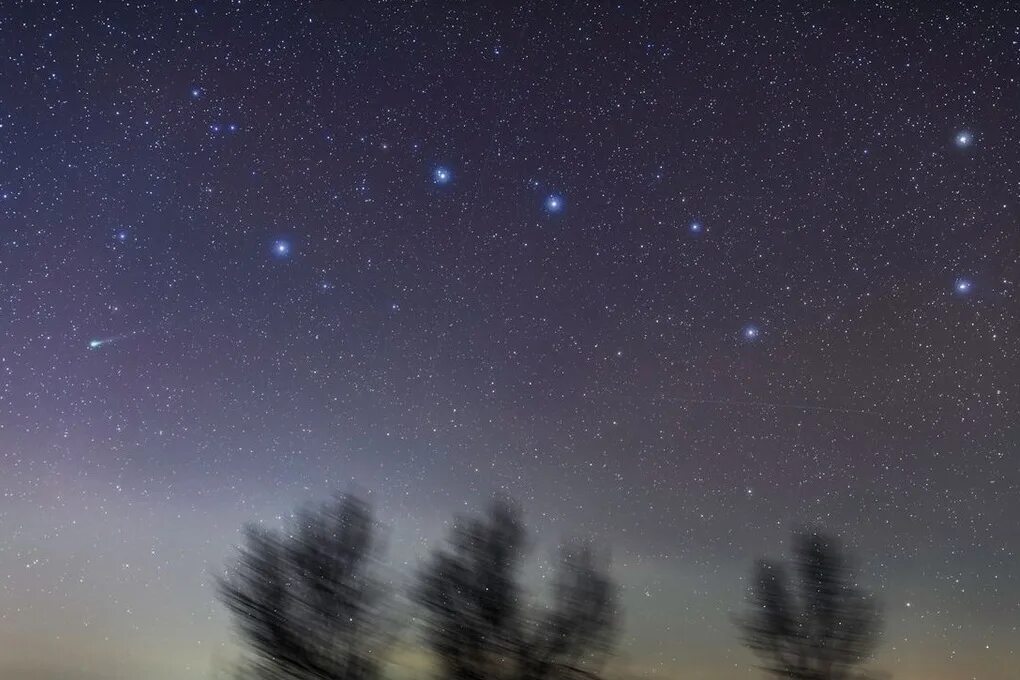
[2,1,1016,679]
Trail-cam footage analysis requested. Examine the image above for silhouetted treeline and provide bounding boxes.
[415,499,617,680]
[217,494,389,680]
[738,530,884,680]
[218,493,885,680]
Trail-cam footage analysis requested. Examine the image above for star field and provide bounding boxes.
[1,2,1018,680]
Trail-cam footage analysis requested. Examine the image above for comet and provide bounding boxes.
[88,337,121,350]
[86,332,137,350]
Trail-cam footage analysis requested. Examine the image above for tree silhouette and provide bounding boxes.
[415,499,617,680]
[524,544,617,680]
[738,530,883,680]
[415,499,526,680]
[217,493,388,680]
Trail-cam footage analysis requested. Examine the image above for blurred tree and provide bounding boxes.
[738,530,883,680]
[415,499,617,680]
[217,493,388,680]
[524,544,617,679]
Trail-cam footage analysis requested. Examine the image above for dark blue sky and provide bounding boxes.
[1,2,1017,678]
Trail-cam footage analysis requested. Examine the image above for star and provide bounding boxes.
[544,194,564,213]
[742,325,760,340]
[689,221,703,234]
[433,167,451,185]
[954,278,972,295]
[271,239,292,258]
[955,131,972,148]
[115,230,128,242]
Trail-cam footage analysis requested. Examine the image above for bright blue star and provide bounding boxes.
[545,194,564,213]
[689,221,702,234]
[190,87,201,98]
[433,167,451,185]
[742,325,760,340]
[271,239,292,258]
[955,131,972,148]
[115,230,128,242]
[954,278,972,295]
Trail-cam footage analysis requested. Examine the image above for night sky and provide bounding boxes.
[2,2,1018,679]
